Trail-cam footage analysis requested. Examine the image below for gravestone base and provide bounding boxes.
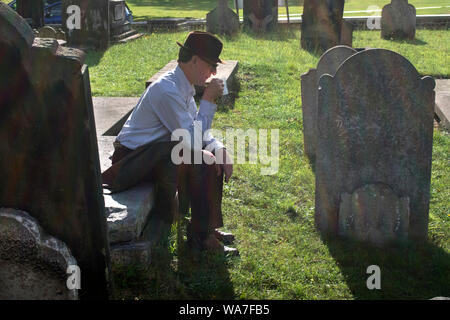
[338,184,410,246]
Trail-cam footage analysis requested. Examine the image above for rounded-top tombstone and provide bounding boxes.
[315,49,435,243]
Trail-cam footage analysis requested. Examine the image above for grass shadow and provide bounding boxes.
[174,216,235,300]
[322,235,450,299]
[84,49,107,68]
[242,28,299,42]
[387,37,429,46]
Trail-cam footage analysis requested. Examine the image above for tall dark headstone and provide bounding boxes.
[381,0,416,40]
[0,3,112,299]
[301,0,350,53]
[301,45,357,161]
[62,0,110,50]
[315,49,435,243]
[243,0,278,33]
[17,0,44,28]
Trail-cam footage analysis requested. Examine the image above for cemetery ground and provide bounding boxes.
[86,29,450,300]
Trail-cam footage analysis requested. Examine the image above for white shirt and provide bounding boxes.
[117,65,224,152]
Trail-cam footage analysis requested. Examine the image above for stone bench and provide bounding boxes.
[93,97,158,270]
[435,79,450,131]
[97,135,156,270]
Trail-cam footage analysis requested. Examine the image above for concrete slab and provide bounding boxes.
[104,182,155,244]
[92,97,139,136]
[145,60,239,95]
[435,79,450,131]
[97,136,155,245]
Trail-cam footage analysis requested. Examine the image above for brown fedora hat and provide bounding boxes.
[177,31,225,66]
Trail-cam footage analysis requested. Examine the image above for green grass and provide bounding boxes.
[125,0,450,20]
[86,29,450,300]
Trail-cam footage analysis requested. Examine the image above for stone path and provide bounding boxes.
[435,79,450,131]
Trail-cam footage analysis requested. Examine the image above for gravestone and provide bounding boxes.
[381,0,416,40]
[0,209,78,300]
[315,49,435,243]
[243,0,278,33]
[301,45,357,161]
[62,0,110,49]
[0,3,111,299]
[17,0,44,28]
[301,0,351,53]
[207,0,240,35]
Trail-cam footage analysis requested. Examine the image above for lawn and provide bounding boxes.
[86,29,450,300]
[2,0,449,19]
[125,0,450,20]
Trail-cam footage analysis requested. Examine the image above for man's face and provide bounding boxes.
[194,56,217,86]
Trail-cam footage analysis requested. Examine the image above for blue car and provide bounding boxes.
[8,1,133,25]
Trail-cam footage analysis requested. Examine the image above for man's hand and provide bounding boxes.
[215,148,233,183]
[202,78,224,103]
[202,148,233,183]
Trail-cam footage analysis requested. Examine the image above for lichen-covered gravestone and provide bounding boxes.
[315,49,435,244]
[301,0,352,53]
[0,209,78,300]
[381,0,416,40]
[0,3,111,299]
[243,0,278,33]
[301,45,357,161]
[207,0,240,35]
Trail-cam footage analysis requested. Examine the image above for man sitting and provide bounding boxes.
[102,31,236,254]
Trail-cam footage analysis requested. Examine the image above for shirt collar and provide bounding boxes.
[174,65,196,99]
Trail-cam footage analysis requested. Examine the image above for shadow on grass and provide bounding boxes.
[242,28,299,42]
[174,218,235,300]
[386,38,428,46]
[322,235,450,299]
[113,213,234,299]
[84,49,107,68]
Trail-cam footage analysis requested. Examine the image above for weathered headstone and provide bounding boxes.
[243,0,278,33]
[0,3,111,299]
[315,49,435,243]
[301,0,352,53]
[0,209,78,300]
[17,0,44,28]
[301,45,357,161]
[62,0,110,49]
[207,0,240,35]
[381,0,416,40]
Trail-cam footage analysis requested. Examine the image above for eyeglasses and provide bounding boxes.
[199,56,217,74]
